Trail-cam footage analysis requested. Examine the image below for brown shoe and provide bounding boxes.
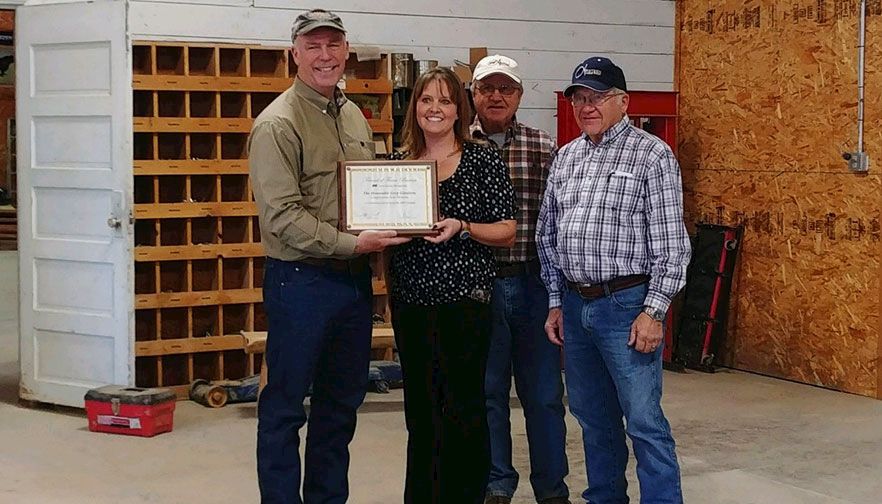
[484,496,512,504]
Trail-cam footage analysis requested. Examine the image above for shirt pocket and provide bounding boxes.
[343,139,376,161]
[602,171,644,215]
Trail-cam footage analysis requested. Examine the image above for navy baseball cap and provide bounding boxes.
[563,57,628,96]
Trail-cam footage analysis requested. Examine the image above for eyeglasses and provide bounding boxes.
[474,83,521,97]
[569,92,624,107]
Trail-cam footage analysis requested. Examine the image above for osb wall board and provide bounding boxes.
[682,170,880,396]
[678,1,882,397]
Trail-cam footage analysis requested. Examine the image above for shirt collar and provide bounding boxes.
[582,115,630,147]
[470,115,521,146]
[290,78,348,117]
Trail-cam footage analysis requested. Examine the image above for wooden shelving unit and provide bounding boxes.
[132,42,395,398]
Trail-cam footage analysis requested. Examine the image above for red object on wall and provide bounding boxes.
[555,90,678,154]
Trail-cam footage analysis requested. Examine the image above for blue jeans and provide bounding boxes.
[562,283,682,504]
[257,258,373,504]
[485,272,569,501]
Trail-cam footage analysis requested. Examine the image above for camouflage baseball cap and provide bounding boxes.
[291,9,346,40]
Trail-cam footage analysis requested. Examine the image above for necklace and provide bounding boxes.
[429,145,460,161]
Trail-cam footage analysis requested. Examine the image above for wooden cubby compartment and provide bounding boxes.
[220,175,249,202]
[135,219,158,246]
[221,134,248,159]
[190,133,218,160]
[158,175,187,204]
[160,261,188,293]
[157,92,186,117]
[220,217,248,243]
[134,133,154,160]
[346,53,387,80]
[192,259,219,291]
[134,91,154,117]
[157,133,186,160]
[249,48,287,78]
[193,353,219,380]
[192,306,219,337]
[250,93,276,118]
[222,304,249,334]
[156,46,185,75]
[287,51,297,78]
[134,175,154,204]
[221,92,248,118]
[253,257,265,288]
[220,48,246,76]
[162,354,189,386]
[223,350,248,379]
[187,46,217,76]
[160,307,189,340]
[254,302,268,331]
[191,217,219,245]
[190,175,218,202]
[133,45,153,75]
[189,92,218,118]
[251,216,261,243]
[135,262,156,295]
[223,259,249,290]
[159,219,187,246]
[136,309,158,341]
[136,357,159,388]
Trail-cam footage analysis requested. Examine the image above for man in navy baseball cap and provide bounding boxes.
[563,56,628,96]
[537,54,689,504]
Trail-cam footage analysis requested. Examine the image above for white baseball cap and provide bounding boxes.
[472,54,522,84]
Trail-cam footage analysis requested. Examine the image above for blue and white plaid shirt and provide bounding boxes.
[536,116,691,312]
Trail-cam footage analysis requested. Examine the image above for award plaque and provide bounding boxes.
[338,160,439,235]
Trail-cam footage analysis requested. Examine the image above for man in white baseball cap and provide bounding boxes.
[470,54,571,504]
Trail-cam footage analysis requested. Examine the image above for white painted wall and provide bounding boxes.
[129,0,675,137]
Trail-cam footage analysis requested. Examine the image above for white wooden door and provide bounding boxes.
[17,0,132,407]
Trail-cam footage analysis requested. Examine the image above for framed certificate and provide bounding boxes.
[338,160,439,235]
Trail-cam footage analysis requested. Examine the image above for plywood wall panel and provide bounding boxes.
[684,169,880,396]
[679,1,882,396]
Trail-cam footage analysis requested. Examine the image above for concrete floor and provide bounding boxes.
[1,250,881,503]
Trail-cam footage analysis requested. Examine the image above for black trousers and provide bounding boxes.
[392,298,493,504]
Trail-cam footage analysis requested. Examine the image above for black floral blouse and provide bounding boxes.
[389,141,518,306]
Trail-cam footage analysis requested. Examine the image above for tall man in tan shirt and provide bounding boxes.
[248,9,407,504]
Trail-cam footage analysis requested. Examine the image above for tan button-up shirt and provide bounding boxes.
[248,79,374,261]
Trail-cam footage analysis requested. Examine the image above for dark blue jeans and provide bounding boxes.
[485,272,569,501]
[562,282,682,504]
[257,258,372,504]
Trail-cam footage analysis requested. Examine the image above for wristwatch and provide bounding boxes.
[642,306,666,322]
[459,220,472,240]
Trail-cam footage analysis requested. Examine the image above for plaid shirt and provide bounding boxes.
[536,116,691,312]
[470,115,556,263]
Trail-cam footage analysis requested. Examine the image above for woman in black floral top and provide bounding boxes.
[390,67,517,504]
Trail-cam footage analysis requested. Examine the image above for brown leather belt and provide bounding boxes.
[496,259,541,278]
[566,274,649,301]
[296,256,371,276]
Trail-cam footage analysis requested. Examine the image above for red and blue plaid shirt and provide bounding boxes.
[470,115,556,264]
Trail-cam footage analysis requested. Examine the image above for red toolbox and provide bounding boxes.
[84,385,176,437]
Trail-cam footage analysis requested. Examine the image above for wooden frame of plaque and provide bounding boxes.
[338,159,439,235]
